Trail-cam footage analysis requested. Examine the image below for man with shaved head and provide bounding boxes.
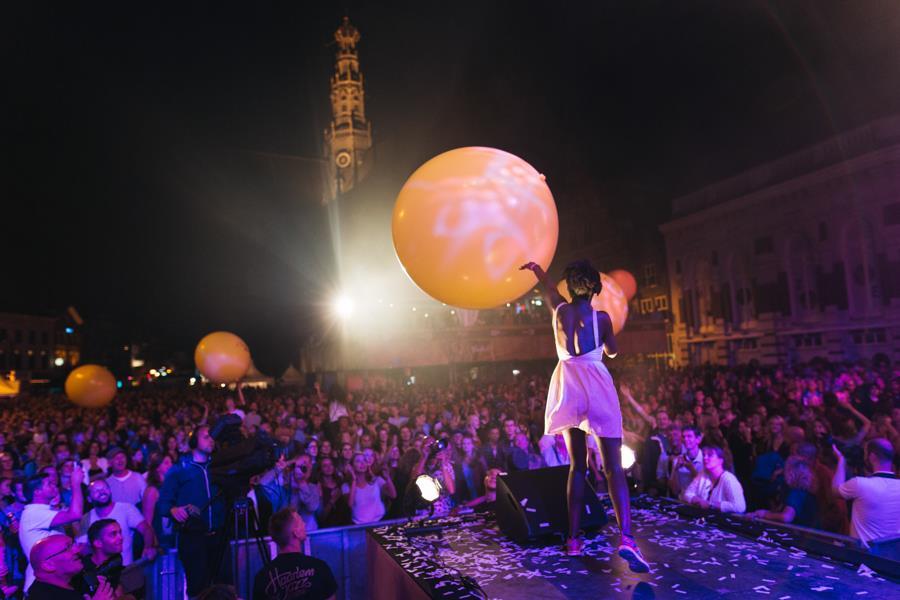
[27,534,113,600]
[833,438,900,547]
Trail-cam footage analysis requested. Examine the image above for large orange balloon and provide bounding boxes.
[194,331,251,384]
[392,147,559,309]
[65,364,116,408]
[556,272,629,334]
[609,269,638,301]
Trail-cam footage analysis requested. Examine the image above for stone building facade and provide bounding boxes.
[661,117,900,366]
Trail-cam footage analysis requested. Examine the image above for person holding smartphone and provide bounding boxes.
[288,454,321,533]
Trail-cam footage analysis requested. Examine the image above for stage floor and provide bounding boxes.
[368,499,894,599]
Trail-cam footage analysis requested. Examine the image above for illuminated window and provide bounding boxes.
[654,295,669,311]
[643,264,657,287]
[640,298,654,313]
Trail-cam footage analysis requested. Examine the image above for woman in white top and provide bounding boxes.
[342,453,396,524]
[682,445,746,513]
[521,260,648,572]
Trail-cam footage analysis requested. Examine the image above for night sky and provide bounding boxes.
[5,2,900,372]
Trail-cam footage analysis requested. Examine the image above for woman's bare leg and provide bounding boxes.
[598,436,631,537]
[562,428,588,539]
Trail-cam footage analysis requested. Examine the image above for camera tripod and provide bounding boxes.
[205,492,274,598]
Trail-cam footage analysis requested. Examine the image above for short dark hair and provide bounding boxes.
[866,438,895,463]
[268,508,298,547]
[87,518,118,545]
[682,425,702,437]
[23,474,48,503]
[563,260,601,300]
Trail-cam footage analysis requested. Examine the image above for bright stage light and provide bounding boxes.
[54,357,65,367]
[415,474,442,502]
[334,296,355,319]
[621,445,636,470]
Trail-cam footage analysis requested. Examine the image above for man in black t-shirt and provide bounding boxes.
[77,518,125,597]
[253,508,337,600]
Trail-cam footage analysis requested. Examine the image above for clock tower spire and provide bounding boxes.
[323,16,373,203]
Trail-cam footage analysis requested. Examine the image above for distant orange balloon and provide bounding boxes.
[392,147,559,309]
[194,331,251,384]
[65,365,116,408]
[610,269,638,301]
[556,272,629,334]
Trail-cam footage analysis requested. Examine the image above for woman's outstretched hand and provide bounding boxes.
[519,262,542,274]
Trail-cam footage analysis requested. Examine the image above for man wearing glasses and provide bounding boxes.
[27,534,113,600]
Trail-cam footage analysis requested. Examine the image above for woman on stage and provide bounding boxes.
[521,260,649,571]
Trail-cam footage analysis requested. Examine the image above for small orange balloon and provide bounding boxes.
[194,331,251,384]
[65,365,116,408]
[609,269,638,301]
[556,272,629,334]
[392,147,559,309]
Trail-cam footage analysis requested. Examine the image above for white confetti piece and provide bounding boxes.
[856,564,875,578]
[811,586,833,592]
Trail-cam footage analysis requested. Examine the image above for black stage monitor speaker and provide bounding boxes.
[495,465,607,543]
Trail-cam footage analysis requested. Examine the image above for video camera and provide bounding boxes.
[207,414,279,497]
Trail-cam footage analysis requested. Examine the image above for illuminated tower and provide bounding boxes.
[323,16,373,203]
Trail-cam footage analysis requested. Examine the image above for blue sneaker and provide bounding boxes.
[617,535,650,573]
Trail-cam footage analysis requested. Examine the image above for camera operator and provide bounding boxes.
[27,534,113,600]
[157,425,225,598]
[78,518,126,598]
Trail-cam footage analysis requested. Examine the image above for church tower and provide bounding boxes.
[323,17,373,203]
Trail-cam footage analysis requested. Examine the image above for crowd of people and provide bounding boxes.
[0,357,896,597]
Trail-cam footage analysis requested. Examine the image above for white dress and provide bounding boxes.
[544,302,623,439]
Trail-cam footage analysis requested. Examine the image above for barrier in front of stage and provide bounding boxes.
[147,518,409,600]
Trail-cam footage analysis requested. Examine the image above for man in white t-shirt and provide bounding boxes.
[105,448,147,506]
[669,426,703,497]
[19,465,85,591]
[77,479,156,565]
[833,438,900,547]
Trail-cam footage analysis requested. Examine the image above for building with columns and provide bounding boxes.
[661,116,900,366]
[322,16,373,203]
